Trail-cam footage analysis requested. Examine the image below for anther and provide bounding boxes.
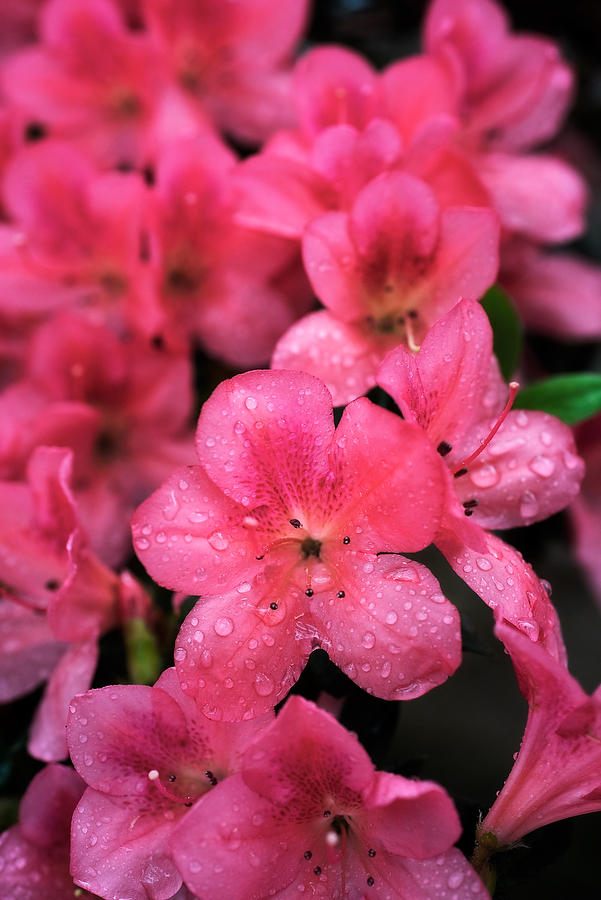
[168,774,176,782]
[454,467,468,479]
[204,770,218,786]
[313,866,322,876]
[343,536,350,545]
[337,590,345,598]
[453,381,520,474]
[368,849,376,857]
[463,499,478,515]
[437,441,452,456]
[323,810,332,817]
[367,876,375,887]
[304,851,312,860]
[305,589,314,597]
[290,518,302,529]
[256,555,265,560]
[45,579,60,591]
[184,801,193,807]
[270,602,278,610]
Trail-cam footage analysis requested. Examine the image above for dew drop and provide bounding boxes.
[245,397,257,410]
[208,531,229,551]
[528,455,555,478]
[214,617,234,637]
[361,632,376,649]
[469,463,499,488]
[135,537,150,551]
[385,611,397,625]
[254,673,274,697]
[448,872,464,889]
[476,558,492,571]
[519,490,539,519]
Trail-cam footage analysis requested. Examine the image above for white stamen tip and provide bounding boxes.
[148,769,160,781]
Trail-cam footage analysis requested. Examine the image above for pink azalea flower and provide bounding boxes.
[172,695,488,899]
[133,369,461,721]
[146,136,312,366]
[68,667,271,900]
[0,764,86,900]
[0,445,152,759]
[1,0,166,167]
[272,170,499,404]
[0,140,149,333]
[0,311,196,564]
[500,240,601,340]
[423,0,574,154]
[143,0,310,144]
[377,299,584,658]
[477,621,601,848]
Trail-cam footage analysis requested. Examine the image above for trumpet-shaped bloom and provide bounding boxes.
[68,667,271,900]
[377,299,584,657]
[133,369,461,720]
[2,0,165,166]
[479,622,601,845]
[144,0,310,143]
[272,171,499,404]
[172,696,488,899]
[0,764,86,900]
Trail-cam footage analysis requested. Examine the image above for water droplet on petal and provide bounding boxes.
[135,537,150,551]
[214,617,234,637]
[385,611,397,625]
[448,872,464,889]
[529,455,555,478]
[253,673,274,697]
[208,531,229,551]
[245,397,257,410]
[469,464,499,488]
[361,632,376,649]
[519,491,539,519]
[476,557,492,571]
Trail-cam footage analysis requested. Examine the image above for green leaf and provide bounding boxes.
[481,285,522,380]
[124,618,162,685]
[514,373,601,425]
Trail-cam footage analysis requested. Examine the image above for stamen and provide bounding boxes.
[367,876,375,887]
[368,849,376,857]
[313,866,322,876]
[454,467,468,479]
[290,518,302,529]
[204,770,218,786]
[270,602,278,610]
[405,310,421,352]
[337,590,345,598]
[463,499,478,510]
[334,86,348,124]
[146,770,193,805]
[453,382,520,475]
[343,536,351,545]
[304,851,312,860]
[437,441,452,456]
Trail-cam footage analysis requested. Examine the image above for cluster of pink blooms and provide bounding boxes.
[0,0,600,898]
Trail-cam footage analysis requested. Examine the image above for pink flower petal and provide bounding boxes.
[436,520,566,661]
[293,46,379,136]
[131,465,262,595]
[28,639,98,762]
[481,622,601,844]
[195,369,336,511]
[0,601,65,702]
[500,243,601,339]
[454,409,584,529]
[476,152,586,243]
[311,554,461,701]
[272,310,384,406]
[174,584,314,721]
